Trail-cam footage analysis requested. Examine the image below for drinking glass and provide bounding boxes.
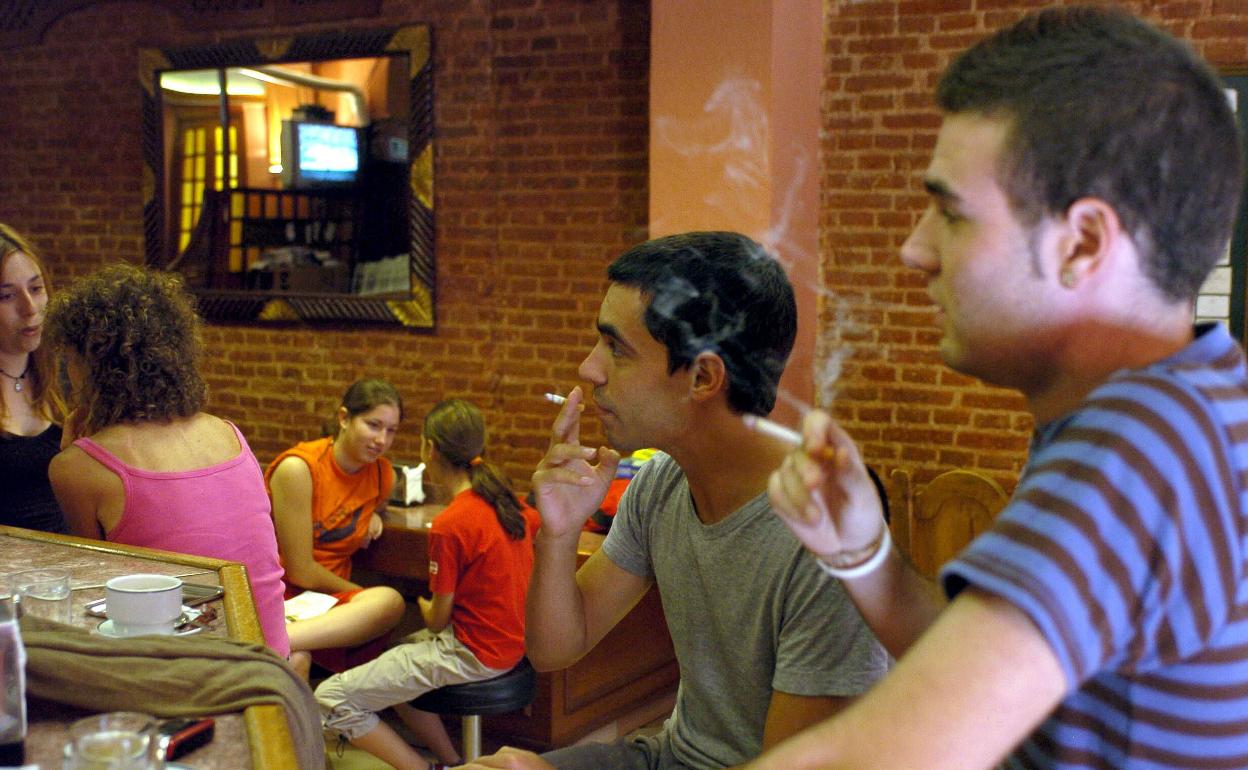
[0,574,26,766]
[14,568,71,624]
[62,712,160,770]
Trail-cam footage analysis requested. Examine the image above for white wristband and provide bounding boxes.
[813,525,892,581]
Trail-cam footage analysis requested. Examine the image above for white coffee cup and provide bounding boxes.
[104,574,183,636]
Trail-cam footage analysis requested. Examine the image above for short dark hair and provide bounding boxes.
[937,6,1242,301]
[607,231,796,415]
[45,263,206,434]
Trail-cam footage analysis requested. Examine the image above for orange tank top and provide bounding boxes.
[265,436,394,580]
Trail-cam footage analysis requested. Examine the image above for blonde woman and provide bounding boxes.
[0,224,67,533]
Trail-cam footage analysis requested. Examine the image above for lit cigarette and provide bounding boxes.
[544,392,568,405]
[742,414,837,460]
[742,414,801,445]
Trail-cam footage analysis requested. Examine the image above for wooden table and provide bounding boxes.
[354,505,679,750]
[0,525,299,769]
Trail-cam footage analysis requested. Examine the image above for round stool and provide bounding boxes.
[410,657,537,761]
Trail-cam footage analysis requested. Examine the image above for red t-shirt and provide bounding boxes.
[428,489,541,669]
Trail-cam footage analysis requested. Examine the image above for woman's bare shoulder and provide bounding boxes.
[48,442,120,492]
[198,412,242,446]
[90,412,241,470]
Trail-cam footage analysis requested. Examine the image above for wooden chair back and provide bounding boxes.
[889,469,1009,580]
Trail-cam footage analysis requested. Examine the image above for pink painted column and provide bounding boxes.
[650,0,821,424]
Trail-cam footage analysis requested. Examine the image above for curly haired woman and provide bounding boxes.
[45,263,289,657]
[0,223,68,533]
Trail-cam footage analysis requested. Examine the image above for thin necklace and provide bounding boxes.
[0,360,29,392]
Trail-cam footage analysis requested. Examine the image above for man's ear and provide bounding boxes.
[1055,197,1122,289]
[688,351,727,403]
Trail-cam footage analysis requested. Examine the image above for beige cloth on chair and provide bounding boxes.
[19,615,325,770]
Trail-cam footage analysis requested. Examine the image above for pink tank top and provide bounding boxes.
[74,423,290,657]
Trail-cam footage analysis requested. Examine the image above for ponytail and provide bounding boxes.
[424,398,527,540]
[468,460,526,540]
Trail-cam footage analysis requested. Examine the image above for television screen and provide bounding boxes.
[282,121,361,188]
[298,123,359,182]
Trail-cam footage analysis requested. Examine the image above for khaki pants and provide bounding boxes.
[314,626,506,739]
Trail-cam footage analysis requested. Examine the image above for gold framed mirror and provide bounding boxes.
[139,26,434,328]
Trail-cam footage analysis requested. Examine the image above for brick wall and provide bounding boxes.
[5,1,1241,499]
[820,0,1248,492]
[0,0,649,488]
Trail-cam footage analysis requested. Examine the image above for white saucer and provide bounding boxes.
[94,614,205,638]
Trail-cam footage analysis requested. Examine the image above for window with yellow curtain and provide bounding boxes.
[171,119,242,268]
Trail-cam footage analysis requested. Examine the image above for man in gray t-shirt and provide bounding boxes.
[599,452,888,768]
[466,232,888,770]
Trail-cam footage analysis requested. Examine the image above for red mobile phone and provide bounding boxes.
[157,717,215,761]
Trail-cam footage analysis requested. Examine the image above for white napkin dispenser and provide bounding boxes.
[390,462,426,506]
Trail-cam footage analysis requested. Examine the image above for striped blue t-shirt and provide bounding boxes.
[943,323,1248,768]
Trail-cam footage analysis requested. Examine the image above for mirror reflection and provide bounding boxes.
[140,26,435,328]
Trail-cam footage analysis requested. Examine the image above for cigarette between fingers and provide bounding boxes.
[743,414,838,461]
[544,392,568,405]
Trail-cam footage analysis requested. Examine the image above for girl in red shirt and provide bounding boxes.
[314,398,540,770]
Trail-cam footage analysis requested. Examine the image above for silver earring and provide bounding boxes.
[1060,270,1076,288]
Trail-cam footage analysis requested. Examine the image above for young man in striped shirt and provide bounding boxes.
[756,6,1248,770]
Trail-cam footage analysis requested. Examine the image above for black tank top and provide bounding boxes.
[0,423,68,533]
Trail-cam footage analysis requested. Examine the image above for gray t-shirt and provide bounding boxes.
[603,452,889,768]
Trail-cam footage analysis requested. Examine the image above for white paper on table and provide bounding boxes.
[283,590,338,622]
